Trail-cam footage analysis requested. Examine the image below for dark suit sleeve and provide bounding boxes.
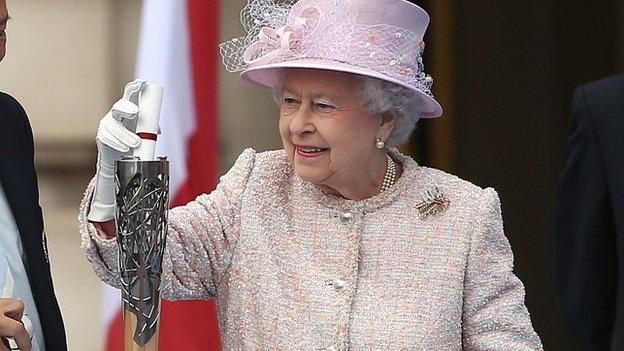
[554,86,617,350]
[2,93,40,204]
[15,96,39,204]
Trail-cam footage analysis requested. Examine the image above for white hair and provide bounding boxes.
[272,70,423,147]
[355,76,423,146]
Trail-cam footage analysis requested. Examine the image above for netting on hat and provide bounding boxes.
[220,0,295,73]
[219,0,434,97]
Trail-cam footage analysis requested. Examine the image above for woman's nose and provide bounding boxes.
[289,103,315,135]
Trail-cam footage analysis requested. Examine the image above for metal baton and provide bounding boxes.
[115,84,167,351]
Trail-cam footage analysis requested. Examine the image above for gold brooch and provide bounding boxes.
[416,186,449,219]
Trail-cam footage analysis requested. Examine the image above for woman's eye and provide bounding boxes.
[283,97,299,105]
[316,103,335,111]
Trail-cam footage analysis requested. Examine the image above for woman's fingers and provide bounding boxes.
[122,79,147,105]
[97,124,128,153]
[111,99,143,137]
[103,117,141,148]
[97,79,148,154]
[98,115,141,152]
[111,99,139,121]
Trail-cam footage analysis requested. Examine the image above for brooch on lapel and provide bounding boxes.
[416,186,450,219]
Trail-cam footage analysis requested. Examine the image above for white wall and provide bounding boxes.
[0,0,113,142]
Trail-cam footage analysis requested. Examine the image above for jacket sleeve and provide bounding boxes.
[462,188,543,350]
[79,148,256,300]
[553,86,616,350]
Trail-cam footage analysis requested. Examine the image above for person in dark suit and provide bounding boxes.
[0,0,67,350]
[554,74,624,351]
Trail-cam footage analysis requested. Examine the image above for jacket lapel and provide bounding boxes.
[0,111,43,270]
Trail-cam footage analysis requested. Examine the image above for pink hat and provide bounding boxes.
[220,0,443,118]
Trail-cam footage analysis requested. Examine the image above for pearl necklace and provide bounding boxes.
[380,154,396,192]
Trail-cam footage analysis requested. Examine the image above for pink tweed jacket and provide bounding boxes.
[79,148,543,350]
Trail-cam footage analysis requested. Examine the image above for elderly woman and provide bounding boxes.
[80,0,543,349]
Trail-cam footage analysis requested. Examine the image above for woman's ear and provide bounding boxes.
[377,112,396,142]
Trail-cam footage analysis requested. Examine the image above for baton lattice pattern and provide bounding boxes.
[116,167,169,346]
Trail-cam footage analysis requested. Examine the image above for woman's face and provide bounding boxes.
[278,69,391,190]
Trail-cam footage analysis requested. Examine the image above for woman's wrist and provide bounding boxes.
[92,220,117,239]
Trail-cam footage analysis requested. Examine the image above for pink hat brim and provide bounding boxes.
[241,58,443,118]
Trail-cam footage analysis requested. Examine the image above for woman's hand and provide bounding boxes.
[87,79,147,232]
[0,298,31,351]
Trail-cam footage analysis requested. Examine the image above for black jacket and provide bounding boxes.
[554,75,624,351]
[0,92,67,350]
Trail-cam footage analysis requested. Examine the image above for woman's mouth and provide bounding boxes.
[295,145,328,158]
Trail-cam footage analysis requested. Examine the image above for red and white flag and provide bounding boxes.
[101,0,221,349]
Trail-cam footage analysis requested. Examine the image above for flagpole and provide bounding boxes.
[123,310,160,351]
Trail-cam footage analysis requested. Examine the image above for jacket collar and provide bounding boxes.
[294,148,441,215]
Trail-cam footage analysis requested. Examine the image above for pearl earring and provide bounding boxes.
[375,138,385,149]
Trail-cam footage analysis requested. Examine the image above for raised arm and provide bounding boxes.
[79,80,256,300]
[80,148,256,300]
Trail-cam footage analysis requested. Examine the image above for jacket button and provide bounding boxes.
[333,278,347,291]
[339,211,352,223]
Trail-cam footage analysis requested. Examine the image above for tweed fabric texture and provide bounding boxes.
[79,148,543,350]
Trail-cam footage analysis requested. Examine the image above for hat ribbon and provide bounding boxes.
[243,6,323,66]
